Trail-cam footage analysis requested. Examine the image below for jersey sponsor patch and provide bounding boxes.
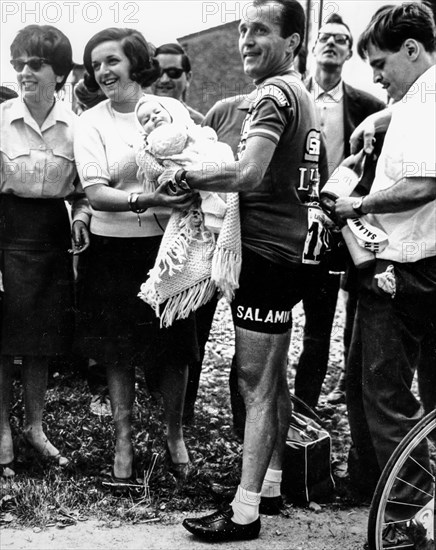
[235,305,292,324]
[303,129,321,162]
[253,85,290,108]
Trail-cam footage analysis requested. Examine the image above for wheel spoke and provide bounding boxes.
[367,411,436,550]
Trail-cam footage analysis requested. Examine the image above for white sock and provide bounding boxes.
[261,468,282,498]
[231,485,261,525]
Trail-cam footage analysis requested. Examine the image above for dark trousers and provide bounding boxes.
[347,258,436,517]
[343,289,358,363]
[294,271,340,409]
[418,330,436,414]
[183,294,219,417]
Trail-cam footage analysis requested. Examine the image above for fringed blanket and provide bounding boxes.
[137,148,241,327]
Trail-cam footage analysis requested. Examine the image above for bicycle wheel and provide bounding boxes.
[367,409,436,550]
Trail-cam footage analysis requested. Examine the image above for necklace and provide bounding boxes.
[108,103,136,149]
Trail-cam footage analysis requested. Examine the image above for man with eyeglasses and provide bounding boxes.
[152,42,204,125]
[295,12,385,490]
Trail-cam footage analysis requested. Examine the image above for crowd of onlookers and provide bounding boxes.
[1,0,435,546]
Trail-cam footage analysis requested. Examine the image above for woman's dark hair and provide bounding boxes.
[10,25,73,91]
[253,0,305,56]
[83,28,160,92]
[358,2,436,59]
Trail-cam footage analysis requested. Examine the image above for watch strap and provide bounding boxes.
[175,169,190,191]
[353,197,365,216]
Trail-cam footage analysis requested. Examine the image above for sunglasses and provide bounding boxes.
[10,57,51,72]
[318,33,350,45]
[160,67,185,79]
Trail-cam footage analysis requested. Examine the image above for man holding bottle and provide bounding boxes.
[335,3,436,546]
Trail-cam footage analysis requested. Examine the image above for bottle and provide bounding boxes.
[320,149,375,268]
[320,149,366,205]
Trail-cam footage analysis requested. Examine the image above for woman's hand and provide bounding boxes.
[150,181,198,211]
[71,220,90,254]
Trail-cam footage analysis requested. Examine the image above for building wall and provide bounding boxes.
[179,0,434,115]
[179,21,253,116]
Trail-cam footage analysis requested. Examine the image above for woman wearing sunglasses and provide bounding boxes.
[0,25,90,478]
[74,28,199,486]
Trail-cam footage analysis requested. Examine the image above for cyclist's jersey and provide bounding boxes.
[237,71,326,266]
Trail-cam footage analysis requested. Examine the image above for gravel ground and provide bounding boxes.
[1,505,368,550]
[2,291,371,550]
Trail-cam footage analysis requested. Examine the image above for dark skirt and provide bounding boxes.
[0,194,74,356]
[75,234,199,366]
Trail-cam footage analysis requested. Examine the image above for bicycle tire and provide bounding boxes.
[367,408,436,550]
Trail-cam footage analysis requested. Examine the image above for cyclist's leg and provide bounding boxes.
[237,327,291,492]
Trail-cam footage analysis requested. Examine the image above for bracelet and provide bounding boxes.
[128,192,147,226]
[128,192,146,213]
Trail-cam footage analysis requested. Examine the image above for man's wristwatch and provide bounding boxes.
[175,169,190,191]
[352,196,366,216]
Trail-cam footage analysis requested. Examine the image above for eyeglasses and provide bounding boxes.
[10,57,51,72]
[160,67,185,79]
[318,33,350,45]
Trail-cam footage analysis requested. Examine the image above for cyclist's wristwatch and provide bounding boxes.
[175,169,191,191]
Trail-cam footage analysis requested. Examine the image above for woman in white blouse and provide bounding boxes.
[74,28,198,484]
[0,25,89,478]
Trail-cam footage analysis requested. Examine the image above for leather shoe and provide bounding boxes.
[0,461,15,479]
[102,469,144,498]
[382,523,413,547]
[326,387,346,405]
[259,495,283,515]
[23,434,69,468]
[164,442,191,481]
[183,507,261,542]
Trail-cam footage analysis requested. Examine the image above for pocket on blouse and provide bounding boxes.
[52,145,74,163]
[1,142,30,161]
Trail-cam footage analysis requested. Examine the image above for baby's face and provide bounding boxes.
[137,101,172,136]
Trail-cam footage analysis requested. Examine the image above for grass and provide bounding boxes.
[1,299,353,529]
[0,363,244,529]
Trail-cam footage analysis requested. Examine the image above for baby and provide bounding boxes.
[135,96,233,234]
[135,95,241,327]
